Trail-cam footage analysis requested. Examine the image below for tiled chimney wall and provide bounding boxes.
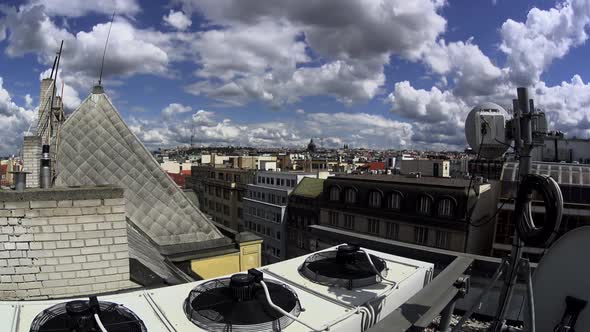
[22,136,42,188]
[0,186,134,300]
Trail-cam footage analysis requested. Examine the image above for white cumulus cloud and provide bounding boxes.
[163,10,192,30]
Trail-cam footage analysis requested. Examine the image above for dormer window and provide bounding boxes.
[387,192,402,210]
[368,191,382,208]
[438,198,455,217]
[417,195,433,215]
[345,188,357,203]
[329,186,341,201]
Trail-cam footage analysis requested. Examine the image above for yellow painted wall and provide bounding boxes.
[240,241,262,271]
[190,240,262,279]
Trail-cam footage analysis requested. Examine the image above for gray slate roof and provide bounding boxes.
[54,90,224,246]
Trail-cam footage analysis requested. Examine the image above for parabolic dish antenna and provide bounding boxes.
[465,102,509,159]
[532,226,590,331]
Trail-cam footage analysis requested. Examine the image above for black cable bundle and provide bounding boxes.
[513,174,563,246]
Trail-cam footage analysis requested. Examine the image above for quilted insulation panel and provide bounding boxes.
[54,92,224,246]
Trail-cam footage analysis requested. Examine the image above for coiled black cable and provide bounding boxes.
[513,174,563,246]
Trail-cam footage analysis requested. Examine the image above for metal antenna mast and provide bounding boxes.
[98,7,116,86]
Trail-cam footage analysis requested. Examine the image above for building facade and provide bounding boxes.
[311,174,497,255]
[286,178,325,258]
[243,171,324,264]
[194,166,255,231]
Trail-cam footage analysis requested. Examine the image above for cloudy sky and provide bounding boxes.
[1,0,590,155]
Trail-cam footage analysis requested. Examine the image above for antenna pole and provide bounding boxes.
[492,87,534,332]
[98,7,116,86]
[48,40,64,144]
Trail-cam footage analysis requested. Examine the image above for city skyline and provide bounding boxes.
[1,0,590,155]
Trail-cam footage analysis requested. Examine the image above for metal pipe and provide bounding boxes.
[40,145,52,189]
[493,87,534,332]
[12,172,27,191]
[439,298,457,332]
[524,259,535,332]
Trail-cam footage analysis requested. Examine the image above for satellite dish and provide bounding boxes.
[464,102,509,159]
[531,226,590,331]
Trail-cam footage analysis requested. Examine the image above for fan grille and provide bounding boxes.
[299,250,387,289]
[30,300,147,332]
[184,277,301,332]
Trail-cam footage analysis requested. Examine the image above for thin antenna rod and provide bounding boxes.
[98,7,116,86]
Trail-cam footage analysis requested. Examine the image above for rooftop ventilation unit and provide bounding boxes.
[184,270,302,332]
[299,244,387,289]
[2,245,433,332]
[29,297,146,332]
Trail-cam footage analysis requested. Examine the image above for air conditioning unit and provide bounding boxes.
[3,245,433,332]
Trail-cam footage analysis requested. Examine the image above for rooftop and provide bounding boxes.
[290,177,325,198]
[330,174,482,188]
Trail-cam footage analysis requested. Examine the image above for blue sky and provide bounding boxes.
[1,0,590,155]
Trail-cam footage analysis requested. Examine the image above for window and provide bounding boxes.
[215,187,221,197]
[225,173,231,181]
[387,192,402,210]
[208,186,214,195]
[237,208,243,218]
[282,196,287,204]
[237,191,243,202]
[345,188,357,204]
[368,218,380,234]
[218,172,223,180]
[276,231,281,240]
[223,189,230,200]
[270,178,274,185]
[234,174,241,183]
[328,211,339,226]
[215,203,222,213]
[414,226,429,245]
[258,176,262,183]
[223,205,230,216]
[435,230,449,249]
[417,195,432,215]
[438,198,455,217]
[368,191,382,208]
[344,214,355,230]
[329,187,341,201]
[210,172,215,179]
[276,213,282,223]
[386,223,399,240]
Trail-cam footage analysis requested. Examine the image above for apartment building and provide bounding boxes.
[286,177,325,258]
[311,174,497,255]
[243,171,327,264]
[192,165,256,231]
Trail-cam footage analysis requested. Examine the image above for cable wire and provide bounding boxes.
[98,6,116,86]
[514,174,563,246]
[94,314,108,332]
